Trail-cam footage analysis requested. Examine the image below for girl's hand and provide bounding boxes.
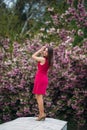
[40,46,46,52]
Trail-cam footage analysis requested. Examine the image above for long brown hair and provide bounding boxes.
[47,46,53,67]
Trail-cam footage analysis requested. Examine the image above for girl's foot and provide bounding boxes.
[36,113,46,121]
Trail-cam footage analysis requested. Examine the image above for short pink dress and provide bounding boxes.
[32,57,49,95]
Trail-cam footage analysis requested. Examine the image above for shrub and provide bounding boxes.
[0,37,87,127]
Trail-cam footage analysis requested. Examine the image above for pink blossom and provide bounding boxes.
[47,7,54,12]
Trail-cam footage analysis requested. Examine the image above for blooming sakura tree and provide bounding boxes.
[0,1,87,129]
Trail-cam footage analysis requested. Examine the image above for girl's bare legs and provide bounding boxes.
[35,94,46,117]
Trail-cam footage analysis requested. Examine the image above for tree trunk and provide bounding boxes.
[20,14,33,36]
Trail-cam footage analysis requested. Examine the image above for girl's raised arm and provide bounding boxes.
[32,46,46,63]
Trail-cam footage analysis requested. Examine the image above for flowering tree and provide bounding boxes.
[0,36,87,128]
[0,1,87,129]
[39,2,87,47]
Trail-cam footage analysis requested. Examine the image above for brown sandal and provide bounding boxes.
[36,114,46,121]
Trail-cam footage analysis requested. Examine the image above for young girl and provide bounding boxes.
[32,46,53,121]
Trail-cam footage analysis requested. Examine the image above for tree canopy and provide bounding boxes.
[0,0,87,39]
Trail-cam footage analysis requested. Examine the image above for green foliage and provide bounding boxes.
[0,7,22,39]
[84,0,87,9]
[0,0,69,40]
[73,35,84,47]
[83,27,87,38]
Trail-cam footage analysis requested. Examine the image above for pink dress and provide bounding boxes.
[32,58,49,95]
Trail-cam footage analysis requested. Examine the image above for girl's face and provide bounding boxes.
[42,47,48,57]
